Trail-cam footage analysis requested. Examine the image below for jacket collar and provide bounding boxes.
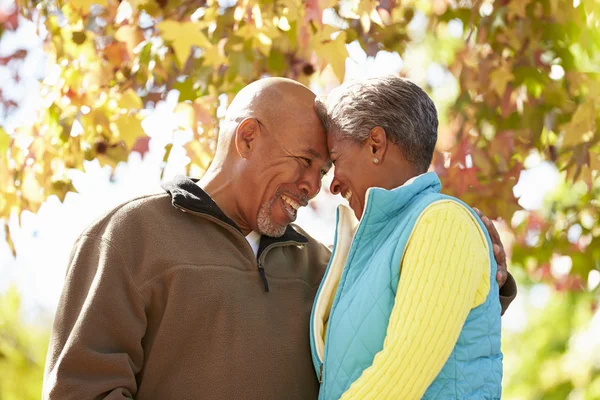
[161,175,308,246]
[361,172,442,223]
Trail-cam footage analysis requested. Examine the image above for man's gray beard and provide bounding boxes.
[257,194,287,237]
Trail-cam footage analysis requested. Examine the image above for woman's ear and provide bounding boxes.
[368,126,387,163]
[235,118,260,159]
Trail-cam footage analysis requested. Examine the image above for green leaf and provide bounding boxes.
[173,77,199,102]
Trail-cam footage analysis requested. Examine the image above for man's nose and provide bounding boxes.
[298,171,322,199]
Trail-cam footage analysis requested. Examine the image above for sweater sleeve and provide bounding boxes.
[340,201,491,400]
[43,234,147,400]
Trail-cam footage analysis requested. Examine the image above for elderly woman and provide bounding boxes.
[310,76,503,399]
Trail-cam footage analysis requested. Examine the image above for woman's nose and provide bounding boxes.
[330,179,341,195]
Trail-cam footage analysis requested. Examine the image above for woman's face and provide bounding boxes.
[327,131,381,220]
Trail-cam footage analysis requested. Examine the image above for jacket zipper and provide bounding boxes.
[173,204,275,292]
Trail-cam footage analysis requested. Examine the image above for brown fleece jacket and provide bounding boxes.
[43,176,331,400]
[43,176,516,400]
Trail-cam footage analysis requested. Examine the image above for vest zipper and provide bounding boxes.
[314,198,372,390]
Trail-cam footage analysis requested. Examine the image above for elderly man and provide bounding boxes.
[43,78,515,399]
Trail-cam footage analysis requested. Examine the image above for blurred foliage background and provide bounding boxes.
[1,0,599,398]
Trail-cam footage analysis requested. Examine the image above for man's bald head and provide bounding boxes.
[201,77,330,237]
[214,78,321,157]
[225,78,316,125]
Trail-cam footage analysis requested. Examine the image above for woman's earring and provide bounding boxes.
[373,157,379,164]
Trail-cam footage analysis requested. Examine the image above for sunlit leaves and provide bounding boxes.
[157,20,213,66]
[0,0,598,289]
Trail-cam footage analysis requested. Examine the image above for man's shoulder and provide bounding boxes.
[290,224,330,252]
[290,224,332,271]
[82,192,173,238]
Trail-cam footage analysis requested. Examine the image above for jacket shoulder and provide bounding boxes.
[82,193,173,237]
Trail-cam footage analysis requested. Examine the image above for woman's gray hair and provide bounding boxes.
[314,76,438,173]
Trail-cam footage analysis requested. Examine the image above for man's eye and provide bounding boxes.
[301,157,312,166]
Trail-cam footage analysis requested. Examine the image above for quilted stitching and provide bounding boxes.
[317,173,502,400]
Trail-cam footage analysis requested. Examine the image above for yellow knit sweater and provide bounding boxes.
[326,200,491,399]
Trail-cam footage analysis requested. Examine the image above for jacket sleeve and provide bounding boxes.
[500,272,517,315]
[340,201,491,400]
[43,234,147,400]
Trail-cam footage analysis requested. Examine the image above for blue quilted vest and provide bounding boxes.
[310,172,502,399]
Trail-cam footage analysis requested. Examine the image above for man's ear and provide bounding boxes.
[235,118,260,159]
[368,126,387,162]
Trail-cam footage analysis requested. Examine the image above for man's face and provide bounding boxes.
[246,118,330,237]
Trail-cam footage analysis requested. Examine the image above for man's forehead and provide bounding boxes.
[303,146,325,160]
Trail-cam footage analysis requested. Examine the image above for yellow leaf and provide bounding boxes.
[157,21,213,65]
[21,168,44,206]
[314,31,348,82]
[113,114,146,148]
[0,127,10,159]
[174,103,195,129]
[115,25,144,54]
[203,44,228,67]
[119,88,143,110]
[71,0,108,13]
[562,101,595,147]
[489,65,513,97]
[185,140,214,171]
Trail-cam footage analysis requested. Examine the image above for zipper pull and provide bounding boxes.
[258,261,270,292]
[319,363,324,384]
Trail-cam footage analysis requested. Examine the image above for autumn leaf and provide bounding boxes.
[113,114,146,148]
[489,64,513,97]
[185,140,214,172]
[119,88,143,110]
[0,127,10,159]
[561,101,596,147]
[157,21,213,65]
[115,25,144,55]
[174,102,196,129]
[131,136,150,158]
[314,31,348,82]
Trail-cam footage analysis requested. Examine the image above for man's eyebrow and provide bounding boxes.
[303,147,324,160]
